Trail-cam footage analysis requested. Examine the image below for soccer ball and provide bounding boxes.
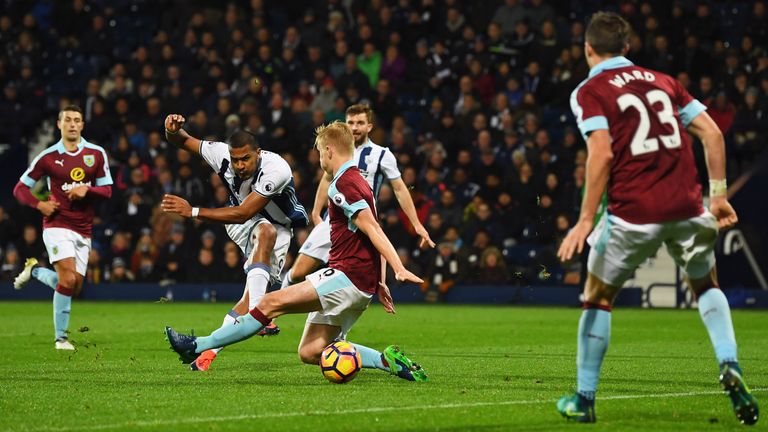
[320,341,362,383]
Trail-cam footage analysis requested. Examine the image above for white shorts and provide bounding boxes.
[244,219,292,283]
[42,227,91,276]
[298,218,331,262]
[587,211,718,287]
[305,268,372,339]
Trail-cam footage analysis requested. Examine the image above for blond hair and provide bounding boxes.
[314,121,354,155]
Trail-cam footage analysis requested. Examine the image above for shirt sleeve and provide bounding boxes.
[252,159,291,197]
[380,148,401,180]
[199,140,229,173]
[570,85,609,140]
[95,147,113,186]
[19,153,48,187]
[673,79,707,127]
[330,176,370,220]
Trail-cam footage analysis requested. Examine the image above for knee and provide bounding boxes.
[298,345,322,365]
[257,292,279,316]
[58,270,77,289]
[258,224,277,244]
[583,274,618,305]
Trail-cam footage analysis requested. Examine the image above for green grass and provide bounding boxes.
[1,301,765,431]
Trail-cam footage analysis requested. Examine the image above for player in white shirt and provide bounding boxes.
[282,104,435,289]
[162,114,308,371]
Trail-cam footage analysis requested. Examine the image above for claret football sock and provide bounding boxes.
[577,304,612,400]
[33,267,59,290]
[245,263,271,310]
[53,285,73,340]
[351,343,389,372]
[698,288,738,364]
[211,309,240,355]
[194,307,269,353]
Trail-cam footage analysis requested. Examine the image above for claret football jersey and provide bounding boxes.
[570,56,707,224]
[19,139,112,237]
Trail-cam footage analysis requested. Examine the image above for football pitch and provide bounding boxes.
[1,301,765,431]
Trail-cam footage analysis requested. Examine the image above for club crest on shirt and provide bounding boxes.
[333,193,346,206]
[70,167,85,181]
[83,155,95,167]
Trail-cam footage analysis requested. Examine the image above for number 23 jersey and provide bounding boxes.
[571,56,707,224]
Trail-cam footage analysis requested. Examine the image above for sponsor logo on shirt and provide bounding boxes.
[70,167,85,181]
[61,180,92,191]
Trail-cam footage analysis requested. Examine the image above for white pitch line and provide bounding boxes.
[20,388,766,432]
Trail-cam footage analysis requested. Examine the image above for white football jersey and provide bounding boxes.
[200,140,308,249]
[353,139,401,200]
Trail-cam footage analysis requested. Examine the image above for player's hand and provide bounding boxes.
[311,211,323,226]
[414,224,436,249]
[557,219,594,262]
[67,185,89,201]
[161,194,192,218]
[709,196,738,229]
[37,198,59,217]
[377,281,396,314]
[164,114,185,134]
[395,268,424,285]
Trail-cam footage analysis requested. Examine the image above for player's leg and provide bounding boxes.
[196,221,279,367]
[557,272,617,422]
[52,257,78,350]
[166,280,321,363]
[559,216,661,422]
[294,320,427,380]
[297,321,342,364]
[282,220,330,288]
[282,253,324,288]
[41,228,85,350]
[190,296,244,371]
[14,256,59,290]
[299,272,428,381]
[245,221,276,309]
[667,213,758,425]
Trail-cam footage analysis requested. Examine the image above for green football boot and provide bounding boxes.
[720,363,759,425]
[382,345,428,382]
[557,392,596,423]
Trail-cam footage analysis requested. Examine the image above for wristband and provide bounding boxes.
[191,207,200,218]
[709,179,727,197]
[165,128,178,135]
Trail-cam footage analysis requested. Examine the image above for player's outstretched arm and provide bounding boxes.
[164,114,202,156]
[311,172,332,225]
[390,178,436,249]
[161,191,269,224]
[353,207,424,285]
[557,129,613,262]
[687,112,738,229]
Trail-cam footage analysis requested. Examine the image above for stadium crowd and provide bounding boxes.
[0,0,766,295]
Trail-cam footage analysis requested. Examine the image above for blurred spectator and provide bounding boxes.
[157,223,189,282]
[476,247,510,285]
[86,249,105,284]
[17,225,46,263]
[0,245,21,281]
[188,249,220,283]
[109,257,135,283]
[422,241,460,302]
